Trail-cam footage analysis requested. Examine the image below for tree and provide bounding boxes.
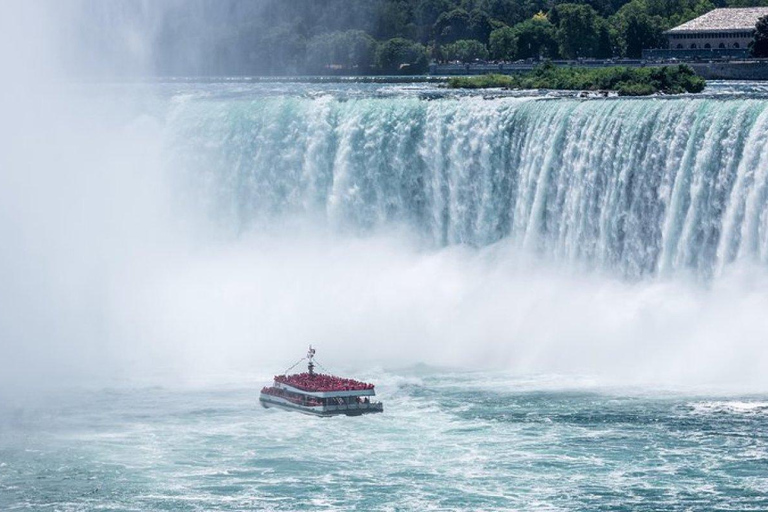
[434,8,471,44]
[610,2,666,58]
[346,31,379,70]
[550,3,602,58]
[414,0,454,41]
[595,19,615,58]
[307,33,344,70]
[474,0,526,27]
[375,0,416,40]
[469,9,494,44]
[513,16,560,59]
[644,0,715,26]
[376,38,428,73]
[625,13,662,57]
[415,0,454,29]
[490,15,560,61]
[489,26,517,60]
[582,0,627,17]
[104,0,742,76]
[753,14,768,57]
[442,39,489,62]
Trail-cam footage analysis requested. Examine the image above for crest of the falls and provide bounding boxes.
[166,95,768,278]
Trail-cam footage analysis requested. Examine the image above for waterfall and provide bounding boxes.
[166,94,768,278]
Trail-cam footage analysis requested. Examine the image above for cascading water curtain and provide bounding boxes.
[166,95,768,279]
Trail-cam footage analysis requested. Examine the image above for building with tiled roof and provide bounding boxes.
[665,8,768,51]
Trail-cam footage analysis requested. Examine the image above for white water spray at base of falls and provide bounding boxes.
[3,84,768,396]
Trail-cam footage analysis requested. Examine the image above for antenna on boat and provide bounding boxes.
[307,345,316,376]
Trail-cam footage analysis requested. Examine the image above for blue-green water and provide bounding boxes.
[4,81,768,510]
[2,372,768,511]
[159,80,768,278]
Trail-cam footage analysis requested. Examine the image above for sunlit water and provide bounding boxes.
[4,81,768,510]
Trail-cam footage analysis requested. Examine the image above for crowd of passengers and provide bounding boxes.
[274,372,374,392]
[261,387,323,406]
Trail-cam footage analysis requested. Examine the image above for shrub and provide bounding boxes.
[446,64,705,96]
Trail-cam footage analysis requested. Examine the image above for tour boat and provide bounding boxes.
[259,346,383,417]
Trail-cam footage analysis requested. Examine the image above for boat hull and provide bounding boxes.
[259,395,383,417]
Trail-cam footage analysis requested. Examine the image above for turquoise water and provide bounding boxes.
[4,81,768,510]
[2,372,768,511]
[161,81,768,278]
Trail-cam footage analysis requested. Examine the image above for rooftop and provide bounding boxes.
[666,8,768,33]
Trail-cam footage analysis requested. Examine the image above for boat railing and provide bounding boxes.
[261,394,382,410]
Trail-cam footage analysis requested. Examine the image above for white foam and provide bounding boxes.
[690,400,768,414]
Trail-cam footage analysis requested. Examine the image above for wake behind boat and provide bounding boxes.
[259,346,383,417]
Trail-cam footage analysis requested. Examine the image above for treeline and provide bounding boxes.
[447,63,707,95]
[73,0,768,76]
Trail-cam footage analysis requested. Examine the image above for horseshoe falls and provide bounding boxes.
[168,93,768,279]
[4,82,768,512]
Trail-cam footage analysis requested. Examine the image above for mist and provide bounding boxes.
[99,230,768,391]
[2,1,768,405]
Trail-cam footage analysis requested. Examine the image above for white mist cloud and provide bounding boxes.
[99,231,768,393]
[2,1,768,404]
[3,77,768,397]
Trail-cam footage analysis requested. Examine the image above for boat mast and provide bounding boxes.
[307,345,316,376]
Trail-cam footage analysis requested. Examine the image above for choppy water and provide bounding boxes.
[2,371,768,511]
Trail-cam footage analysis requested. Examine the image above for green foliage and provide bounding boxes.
[442,39,490,61]
[615,82,657,95]
[447,73,515,88]
[376,38,429,73]
[473,0,526,27]
[607,0,714,58]
[550,3,604,58]
[611,4,666,58]
[415,0,455,27]
[752,14,768,57]
[489,16,560,61]
[489,26,517,59]
[643,0,715,27]
[374,0,417,40]
[434,9,472,44]
[511,17,559,59]
[595,19,615,58]
[141,0,756,74]
[468,9,495,43]
[447,64,706,95]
